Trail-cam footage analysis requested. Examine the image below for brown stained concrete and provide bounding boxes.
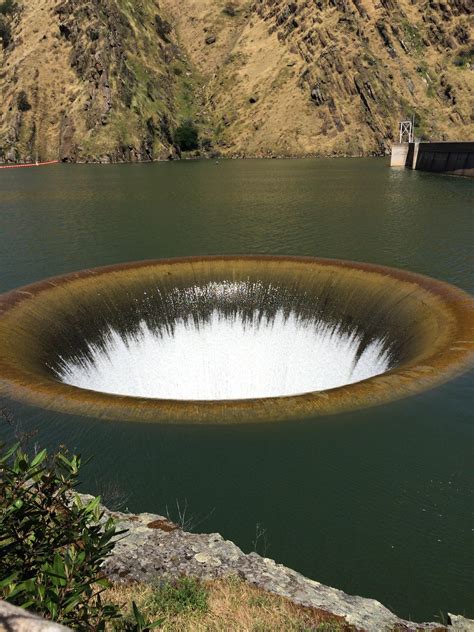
[0,256,472,424]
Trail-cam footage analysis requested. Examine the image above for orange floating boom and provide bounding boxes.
[0,160,59,170]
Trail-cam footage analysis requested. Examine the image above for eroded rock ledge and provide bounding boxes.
[90,498,472,632]
[1,497,472,631]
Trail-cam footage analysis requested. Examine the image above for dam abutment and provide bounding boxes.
[391,141,474,177]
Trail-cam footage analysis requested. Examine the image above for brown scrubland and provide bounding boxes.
[0,0,472,163]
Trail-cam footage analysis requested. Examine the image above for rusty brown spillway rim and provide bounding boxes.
[0,255,473,424]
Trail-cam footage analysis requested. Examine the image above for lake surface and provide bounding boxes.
[0,158,472,622]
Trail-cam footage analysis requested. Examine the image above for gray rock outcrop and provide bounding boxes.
[93,499,473,632]
[0,601,69,632]
[2,497,472,632]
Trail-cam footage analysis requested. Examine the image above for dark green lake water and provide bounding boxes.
[0,158,473,622]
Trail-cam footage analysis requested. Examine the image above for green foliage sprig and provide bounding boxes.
[0,442,122,630]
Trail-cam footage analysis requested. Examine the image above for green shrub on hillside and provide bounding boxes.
[17,90,31,112]
[0,16,11,47]
[453,46,474,68]
[0,0,15,48]
[0,0,15,16]
[223,2,238,17]
[174,120,199,151]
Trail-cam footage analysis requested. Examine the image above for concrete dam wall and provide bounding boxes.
[390,141,474,177]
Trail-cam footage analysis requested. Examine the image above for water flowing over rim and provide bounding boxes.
[0,255,472,424]
[55,309,393,400]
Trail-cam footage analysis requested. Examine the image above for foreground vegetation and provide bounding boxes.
[0,433,354,631]
[0,437,160,630]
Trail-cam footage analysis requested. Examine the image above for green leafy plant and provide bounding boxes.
[0,442,123,630]
[116,601,164,631]
[173,120,199,151]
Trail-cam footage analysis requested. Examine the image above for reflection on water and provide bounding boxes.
[0,158,472,621]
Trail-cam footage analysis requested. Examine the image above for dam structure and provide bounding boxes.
[391,140,474,177]
[0,256,472,425]
[390,123,474,177]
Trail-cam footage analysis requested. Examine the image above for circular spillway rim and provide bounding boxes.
[0,255,472,424]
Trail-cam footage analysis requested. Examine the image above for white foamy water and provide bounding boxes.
[57,310,390,400]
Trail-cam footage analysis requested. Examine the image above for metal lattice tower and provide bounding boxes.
[399,120,414,143]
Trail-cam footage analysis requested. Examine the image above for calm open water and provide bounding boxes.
[0,158,473,622]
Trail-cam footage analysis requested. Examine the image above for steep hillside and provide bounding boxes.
[0,0,472,162]
[0,0,185,162]
[161,0,473,156]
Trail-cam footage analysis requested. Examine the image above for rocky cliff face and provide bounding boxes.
[0,0,472,162]
[163,0,473,157]
[0,0,180,163]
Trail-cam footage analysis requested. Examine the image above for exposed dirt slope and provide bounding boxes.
[0,0,472,162]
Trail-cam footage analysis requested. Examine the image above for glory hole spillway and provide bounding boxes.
[0,256,472,424]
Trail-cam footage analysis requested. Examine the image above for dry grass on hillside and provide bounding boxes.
[105,576,357,631]
[2,0,472,162]
[160,0,474,157]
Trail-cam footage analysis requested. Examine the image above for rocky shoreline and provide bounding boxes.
[96,498,472,632]
[1,495,473,632]
[0,150,389,166]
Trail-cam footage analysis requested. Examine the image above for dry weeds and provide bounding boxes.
[105,576,357,631]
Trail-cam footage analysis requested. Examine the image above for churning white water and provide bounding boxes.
[57,310,390,400]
